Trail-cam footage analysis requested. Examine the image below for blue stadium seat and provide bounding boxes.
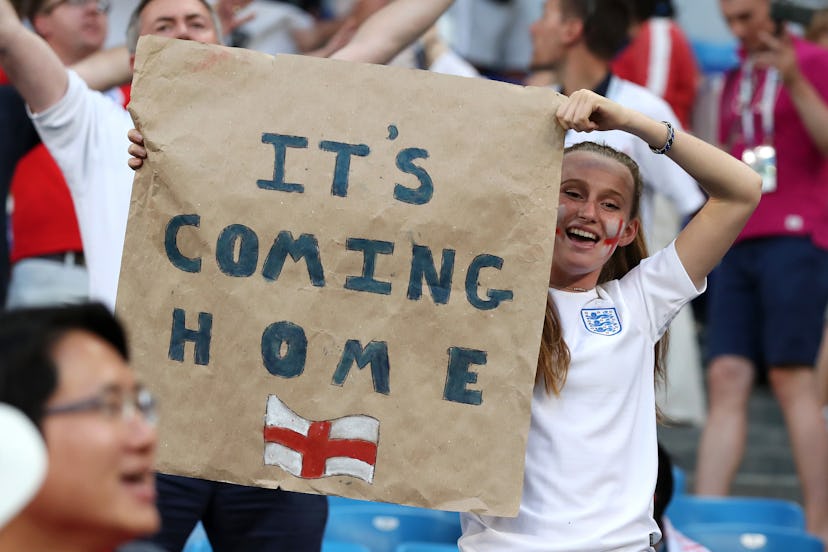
[182,522,212,552]
[690,40,739,74]
[666,496,806,531]
[680,523,824,552]
[671,465,686,499]
[325,507,461,552]
[396,543,459,552]
[322,541,372,552]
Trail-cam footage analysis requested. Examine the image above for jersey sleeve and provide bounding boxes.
[620,241,706,340]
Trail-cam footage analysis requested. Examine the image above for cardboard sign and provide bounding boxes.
[119,35,564,516]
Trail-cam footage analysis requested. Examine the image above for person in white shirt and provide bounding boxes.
[531,0,708,426]
[459,90,760,551]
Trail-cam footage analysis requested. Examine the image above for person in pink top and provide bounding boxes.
[694,0,828,544]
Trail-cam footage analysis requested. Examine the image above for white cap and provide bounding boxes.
[0,403,47,529]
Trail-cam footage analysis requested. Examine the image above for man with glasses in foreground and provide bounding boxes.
[0,302,160,552]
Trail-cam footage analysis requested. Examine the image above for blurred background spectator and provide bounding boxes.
[445,0,543,82]
[612,0,700,129]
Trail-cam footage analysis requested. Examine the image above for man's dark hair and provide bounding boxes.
[561,0,634,60]
[0,303,128,430]
[630,0,675,21]
[20,0,44,22]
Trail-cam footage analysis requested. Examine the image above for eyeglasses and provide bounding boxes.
[41,0,110,15]
[44,386,158,425]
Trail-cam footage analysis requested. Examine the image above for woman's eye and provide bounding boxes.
[564,190,581,199]
[602,202,619,210]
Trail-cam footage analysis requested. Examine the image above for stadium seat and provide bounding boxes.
[322,541,372,552]
[680,523,824,552]
[690,40,739,74]
[325,507,461,552]
[396,543,459,552]
[671,465,686,499]
[328,496,461,526]
[182,522,212,552]
[666,496,806,531]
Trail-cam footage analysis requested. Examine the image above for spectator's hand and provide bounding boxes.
[556,89,632,133]
[127,129,147,171]
[216,0,255,37]
[755,28,802,86]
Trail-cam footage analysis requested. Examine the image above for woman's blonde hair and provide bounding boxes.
[537,142,668,396]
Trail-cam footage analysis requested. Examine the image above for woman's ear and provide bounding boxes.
[618,218,640,248]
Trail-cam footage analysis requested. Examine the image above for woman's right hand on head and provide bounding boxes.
[556,89,632,134]
[127,129,146,171]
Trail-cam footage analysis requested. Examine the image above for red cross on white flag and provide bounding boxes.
[263,395,380,483]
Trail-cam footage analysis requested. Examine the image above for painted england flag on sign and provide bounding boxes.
[263,395,380,483]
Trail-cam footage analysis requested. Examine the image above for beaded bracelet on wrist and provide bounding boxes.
[649,121,675,155]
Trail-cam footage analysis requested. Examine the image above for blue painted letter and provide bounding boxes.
[257,133,308,193]
[262,231,325,287]
[165,214,202,273]
[394,148,433,205]
[465,254,514,310]
[344,238,394,295]
[319,140,370,197]
[216,224,259,277]
[261,321,307,378]
[444,347,486,405]
[407,245,455,304]
[332,340,390,394]
[169,308,212,366]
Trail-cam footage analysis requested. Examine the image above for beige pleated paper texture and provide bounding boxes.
[119,35,564,516]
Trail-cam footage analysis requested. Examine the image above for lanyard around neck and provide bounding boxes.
[739,59,779,147]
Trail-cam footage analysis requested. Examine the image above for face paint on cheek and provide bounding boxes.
[555,204,569,237]
[602,218,625,256]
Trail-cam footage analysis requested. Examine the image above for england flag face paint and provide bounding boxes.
[602,218,625,257]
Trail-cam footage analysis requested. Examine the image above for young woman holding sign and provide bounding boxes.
[458,90,761,551]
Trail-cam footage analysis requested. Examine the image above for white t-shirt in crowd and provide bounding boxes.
[30,70,134,311]
[565,76,705,239]
[447,0,544,71]
[234,1,314,55]
[459,242,705,552]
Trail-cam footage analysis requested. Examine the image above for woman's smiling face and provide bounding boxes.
[551,149,640,288]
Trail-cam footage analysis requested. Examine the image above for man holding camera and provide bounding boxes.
[695,0,828,543]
